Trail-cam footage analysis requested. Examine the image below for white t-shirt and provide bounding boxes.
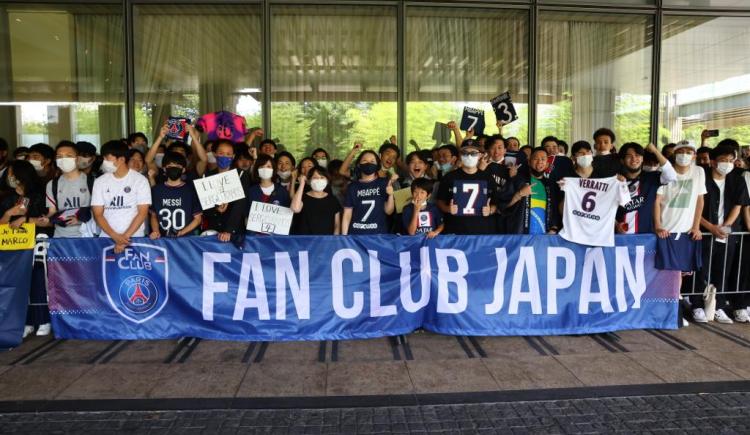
[715,178,726,226]
[91,169,152,237]
[656,165,707,233]
[559,176,631,247]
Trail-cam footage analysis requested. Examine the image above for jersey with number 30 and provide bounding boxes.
[150,183,202,236]
[559,176,630,247]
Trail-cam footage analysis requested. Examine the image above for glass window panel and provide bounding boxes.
[659,16,750,146]
[663,0,750,8]
[0,4,125,148]
[541,0,654,4]
[537,12,654,148]
[133,5,262,141]
[270,6,397,159]
[406,8,529,151]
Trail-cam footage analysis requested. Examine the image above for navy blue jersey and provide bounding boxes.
[616,172,663,234]
[402,202,443,234]
[247,183,291,207]
[437,168,498,235]
[150,183,202,236]
[344,177,390,234]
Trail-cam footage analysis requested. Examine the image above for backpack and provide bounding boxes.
[51,174,96,222]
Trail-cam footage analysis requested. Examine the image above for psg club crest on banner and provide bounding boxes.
[102,243,169,324]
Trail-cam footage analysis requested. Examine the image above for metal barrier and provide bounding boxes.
[681,231,750,298]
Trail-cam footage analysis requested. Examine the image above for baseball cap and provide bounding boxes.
[461,139,481,151]
[673,140,696,152]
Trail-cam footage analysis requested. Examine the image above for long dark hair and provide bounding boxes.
[9,160,41,195]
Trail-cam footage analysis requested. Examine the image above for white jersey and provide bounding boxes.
[559,176,630,247]
[91,169,152,237]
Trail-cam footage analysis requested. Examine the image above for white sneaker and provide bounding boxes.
[682,318,689,327]
[734,309,750,323]
[22,325,34,339]
[35,323,51,336]
[715,309,734,324]
[693,308,708,323]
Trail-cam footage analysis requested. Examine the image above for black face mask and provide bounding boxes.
[530,169,544,178]
[358,163,379,175]
[165,167,183,181]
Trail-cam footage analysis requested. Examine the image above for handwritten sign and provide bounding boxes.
[490,92,518,124]
[393,187,413,214]
[193,170,245,210]
[460,107,485,136]
[0,223,36,250]
[246,201,294,235]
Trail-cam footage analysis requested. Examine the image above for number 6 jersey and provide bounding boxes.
[558,176,630,247]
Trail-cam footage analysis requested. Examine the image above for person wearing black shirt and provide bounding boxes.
[291,167,342,235]
[592,127,621,177]
[0,160,52,338]
[503,148,561,235]
[697,145,750,323]
[436,139,498,235]
[541,136,573,182]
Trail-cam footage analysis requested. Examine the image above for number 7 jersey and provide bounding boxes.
[558,176,631,247]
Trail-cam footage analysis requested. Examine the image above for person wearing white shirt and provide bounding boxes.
[91,140,151,254]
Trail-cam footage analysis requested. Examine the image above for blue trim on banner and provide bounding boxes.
[0,250,34,348]
[47,235,680,341]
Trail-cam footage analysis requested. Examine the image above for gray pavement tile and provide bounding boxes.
[406,332,469,360]
[56,363,173,399]
[471,336,546,358]
[260,341,322,363]
[335,338,394,362]
[538,335,613,355]
[407,358,499,393]
[625,350,742,383]
[29,340,117,365]
[482,354,582,390]
[554,353,664,386]
[237,361,326,397]
[695,347,750,379]
[149,363,248,398]
[326,361,412,396]
[105,339,181,364]
[180,341,250,364]
[0,363,91,400]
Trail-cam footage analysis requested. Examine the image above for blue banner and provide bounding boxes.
[47,235,680,341]
[0,250,33,348]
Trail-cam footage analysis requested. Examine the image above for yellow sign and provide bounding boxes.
[393,187,413,214]
[0,223,36,250]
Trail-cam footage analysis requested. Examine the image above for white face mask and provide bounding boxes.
[675,154,693,167]
[461,154,479,169]
[258,167,274,180]
[101,160,118,174]
[310,178,328,192]
[576,154,593,168]
[56,157,77,173]
[154,153,165,168]
[716,162,734,176]
[29,159,44,172]
[642,165,659,173]
[206,152,217,164]
[597,149,610,156]
[316,158,328,168]
[77,156,93,169]
[277,170,291,180]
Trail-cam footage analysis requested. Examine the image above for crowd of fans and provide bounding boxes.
[1,120,749,338]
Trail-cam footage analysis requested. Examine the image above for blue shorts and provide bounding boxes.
[655,233,702,271]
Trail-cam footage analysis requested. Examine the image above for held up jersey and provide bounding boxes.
[559,176,630,247]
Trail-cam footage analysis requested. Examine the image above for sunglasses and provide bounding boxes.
[461,152,480,157]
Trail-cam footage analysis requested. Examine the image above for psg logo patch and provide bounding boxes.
[103,243,169,324]
[80,187,87,193]
[124,186,131,193]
